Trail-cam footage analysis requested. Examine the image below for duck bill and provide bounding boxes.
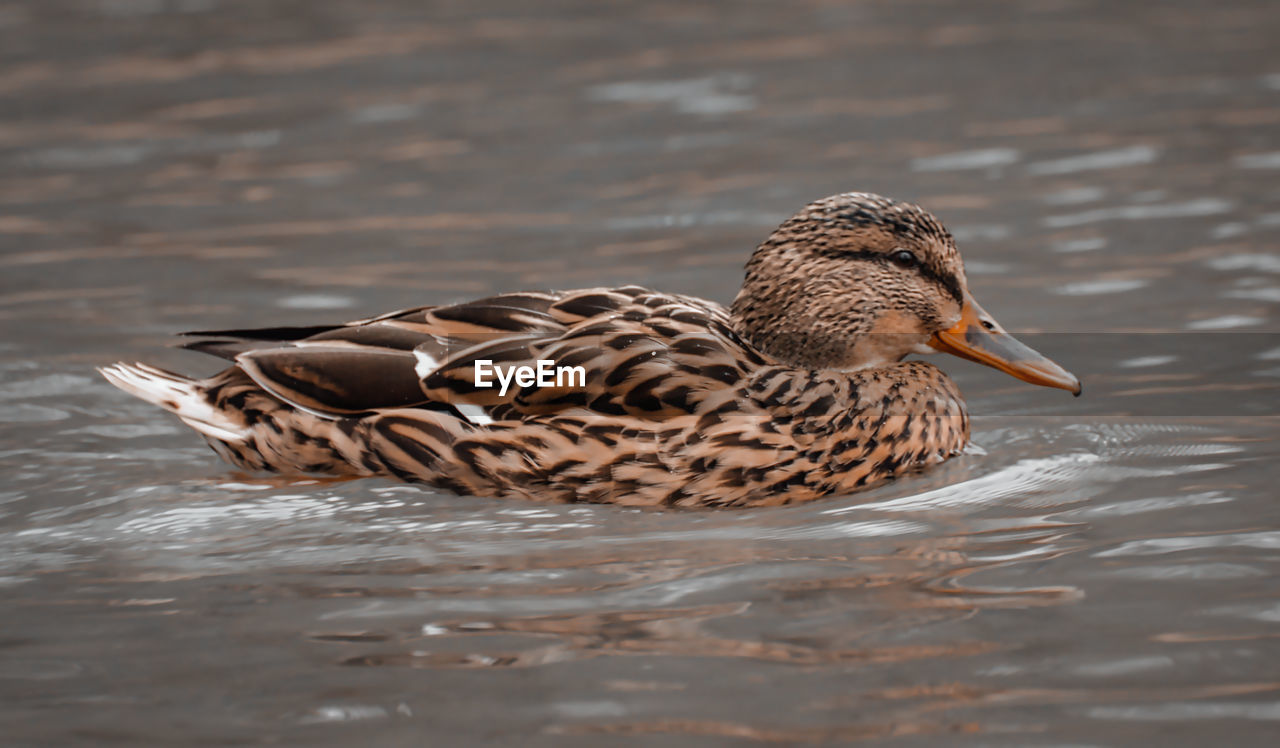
[929,293,1082,395]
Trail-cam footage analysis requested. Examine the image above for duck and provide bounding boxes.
[99,192,1080,508]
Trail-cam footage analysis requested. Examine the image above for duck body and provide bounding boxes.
[100,193,1077,507]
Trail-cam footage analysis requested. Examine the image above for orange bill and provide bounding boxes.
[929,293,1081,396]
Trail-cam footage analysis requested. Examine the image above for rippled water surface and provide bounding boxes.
[2,0,1278,745]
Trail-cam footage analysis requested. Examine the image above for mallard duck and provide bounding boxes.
[100,192,1079,507]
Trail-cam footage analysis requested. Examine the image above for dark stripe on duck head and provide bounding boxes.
[821,248,964,306]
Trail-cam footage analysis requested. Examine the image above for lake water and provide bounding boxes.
[2,0,1278,745]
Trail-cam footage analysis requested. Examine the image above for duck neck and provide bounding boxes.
[731,244,878,370]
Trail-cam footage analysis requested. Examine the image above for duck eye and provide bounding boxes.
[889,249,919,268]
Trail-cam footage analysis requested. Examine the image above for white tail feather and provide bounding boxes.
[98,363,249,442]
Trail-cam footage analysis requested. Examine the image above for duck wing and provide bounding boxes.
[179,287,767,421]
[422,287,769,420]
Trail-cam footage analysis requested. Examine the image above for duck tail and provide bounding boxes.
[98,362,249,443]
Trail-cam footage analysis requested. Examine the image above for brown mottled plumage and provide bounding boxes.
[99,193,1079,507]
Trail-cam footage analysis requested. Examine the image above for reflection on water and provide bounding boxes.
[2,0,1279,744]
[4,409,1277,743]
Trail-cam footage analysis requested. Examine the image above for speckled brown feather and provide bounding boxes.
[101,192,978,507]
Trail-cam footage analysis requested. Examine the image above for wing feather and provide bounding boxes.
[236,345,426,416]
[420,289,766,419]
[180,287,767,422]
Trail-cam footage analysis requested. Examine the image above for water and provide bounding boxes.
[2,0,1278,744]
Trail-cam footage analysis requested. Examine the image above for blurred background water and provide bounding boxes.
[1,0,1278,745]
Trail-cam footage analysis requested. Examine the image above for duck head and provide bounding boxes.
[731,192,1080,395]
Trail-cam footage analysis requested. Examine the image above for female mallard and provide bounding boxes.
[100,192,1079,507]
